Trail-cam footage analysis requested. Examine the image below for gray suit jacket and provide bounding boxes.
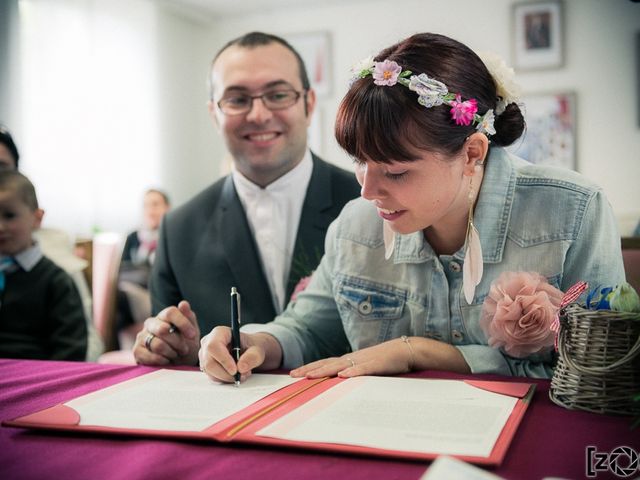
[150,154,360,334]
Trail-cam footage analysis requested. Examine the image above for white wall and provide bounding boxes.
[5,0,640,238]
[12,0,217,237]
[203,0,640,234]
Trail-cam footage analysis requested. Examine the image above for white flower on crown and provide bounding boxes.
[479,52,522,115]
[349,55,375,84]
[476,109,496,136]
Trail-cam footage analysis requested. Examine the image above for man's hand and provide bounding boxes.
[133,300,200,366]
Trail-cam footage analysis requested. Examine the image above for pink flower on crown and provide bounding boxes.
[449,94,478,126]
[372,60,402,86]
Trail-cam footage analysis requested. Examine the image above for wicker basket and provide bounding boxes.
[549,303,640,415]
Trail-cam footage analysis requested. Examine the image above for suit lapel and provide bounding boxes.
[219,176,275,318]
[286,155,336,299]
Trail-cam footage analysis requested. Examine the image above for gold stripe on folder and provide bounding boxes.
[225,376,329,438]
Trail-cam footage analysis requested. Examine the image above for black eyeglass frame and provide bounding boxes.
[216,89,307,116]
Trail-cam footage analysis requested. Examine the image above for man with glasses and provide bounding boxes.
[134,32,359,366]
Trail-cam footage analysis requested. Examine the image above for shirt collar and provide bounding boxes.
[232,150,313,197]
[8,243,43,272]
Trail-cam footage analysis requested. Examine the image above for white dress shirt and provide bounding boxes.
[232,151,313,313]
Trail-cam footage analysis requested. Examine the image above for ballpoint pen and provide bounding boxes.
[230,287,241,387]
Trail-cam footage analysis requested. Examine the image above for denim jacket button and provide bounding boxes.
[452,330,464,341]
[449,261,461,273]
[357,299,373,315]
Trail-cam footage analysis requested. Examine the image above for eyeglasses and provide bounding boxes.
[217,89,304,115]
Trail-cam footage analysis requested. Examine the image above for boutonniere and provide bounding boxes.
[480,271,563,358]
[290,273,313,302]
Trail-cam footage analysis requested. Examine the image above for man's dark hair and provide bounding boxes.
[210,31,310,99]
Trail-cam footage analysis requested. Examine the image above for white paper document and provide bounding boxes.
[256,376,518,458]
[65,370,299,431]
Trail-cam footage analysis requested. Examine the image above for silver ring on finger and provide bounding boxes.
[145,333,155,352]
[346,357,356,368]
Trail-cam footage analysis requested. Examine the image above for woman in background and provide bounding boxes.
[115,188,170,349]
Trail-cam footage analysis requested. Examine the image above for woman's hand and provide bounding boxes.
[290,337,415,379]
[290,336,471,379]
[199,328,283,383]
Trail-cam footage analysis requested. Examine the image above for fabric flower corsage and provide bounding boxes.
[480,271,564,358]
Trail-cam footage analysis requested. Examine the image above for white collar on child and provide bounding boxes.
[6,242,43,272]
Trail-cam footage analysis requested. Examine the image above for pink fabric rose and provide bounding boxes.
[290,274,313,302]
[479,271,563,358]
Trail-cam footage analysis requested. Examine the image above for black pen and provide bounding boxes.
[230,287,241,387]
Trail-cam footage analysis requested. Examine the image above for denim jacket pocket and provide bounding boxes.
[335,276,407,348]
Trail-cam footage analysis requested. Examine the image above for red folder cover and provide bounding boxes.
[3,373,535,466]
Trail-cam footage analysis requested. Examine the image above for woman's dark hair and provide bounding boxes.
[145,188,170,206]
[0,125,19,169]
[335,33,525,164]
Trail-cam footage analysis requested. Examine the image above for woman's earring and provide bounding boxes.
[462,165,484,304]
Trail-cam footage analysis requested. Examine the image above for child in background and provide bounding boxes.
[0,170,87,360]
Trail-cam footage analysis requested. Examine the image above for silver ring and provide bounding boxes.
[346,357,356,368]
[144,333,155,352]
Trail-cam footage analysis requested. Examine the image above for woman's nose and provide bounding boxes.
[357,167,384,201]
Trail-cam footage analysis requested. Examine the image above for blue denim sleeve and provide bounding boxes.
[456,345,555,378]
[561,190,625,291]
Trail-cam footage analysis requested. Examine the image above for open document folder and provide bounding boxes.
[3,370,535,466]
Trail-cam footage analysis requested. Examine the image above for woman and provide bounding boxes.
[115,188,170,348]
[198,33,624,380]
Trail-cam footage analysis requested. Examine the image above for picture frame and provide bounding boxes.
[512,1,563,70]
[508,92,577,171]
[285,31,332,97]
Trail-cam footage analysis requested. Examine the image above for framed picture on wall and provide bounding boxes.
[512,1,563,70]
[508,92,576,170]
[286,31,332,97]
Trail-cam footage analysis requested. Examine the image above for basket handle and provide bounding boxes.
[557,326,640,375]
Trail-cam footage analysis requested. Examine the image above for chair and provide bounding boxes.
[91,232,123,353]
[621,237,640,294]
[36,228,104,361]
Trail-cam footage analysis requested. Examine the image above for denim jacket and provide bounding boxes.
[245,148,625,378]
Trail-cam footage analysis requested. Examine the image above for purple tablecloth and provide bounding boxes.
[0,359,637,480]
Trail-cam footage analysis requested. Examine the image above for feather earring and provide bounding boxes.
[383,221,395,260]
[462,167,484,304]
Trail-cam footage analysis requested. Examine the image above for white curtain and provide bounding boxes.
[19,0,161,237]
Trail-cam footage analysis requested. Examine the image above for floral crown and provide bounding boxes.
[350,55,519,136]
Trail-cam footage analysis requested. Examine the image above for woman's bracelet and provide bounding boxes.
[400,335,415,370]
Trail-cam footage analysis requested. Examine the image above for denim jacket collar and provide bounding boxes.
[390,147,515,265]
